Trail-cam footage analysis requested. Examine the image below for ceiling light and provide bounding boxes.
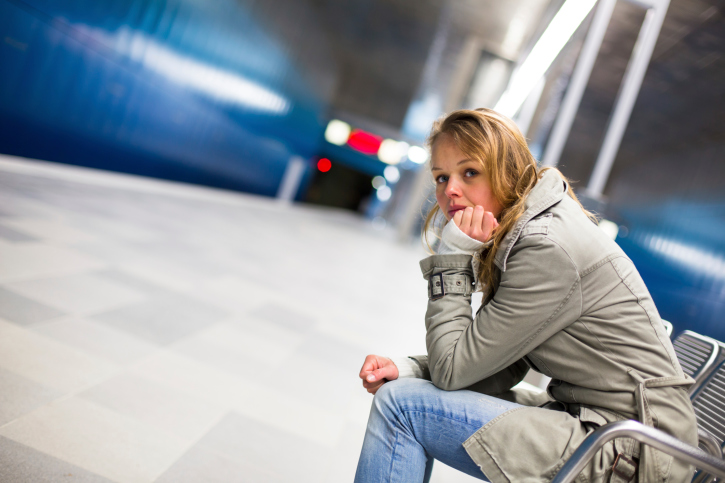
[378,139,409,165]
[325,120,351,146]
[495,0,597,117]
[378,139,402,164]
[376,185,392,201]
[347,129,383,155]
[408,145,429,164]
[384,166,400,183]
[317,158,332,172]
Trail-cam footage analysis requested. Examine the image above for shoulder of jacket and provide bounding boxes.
[507,228,580,275]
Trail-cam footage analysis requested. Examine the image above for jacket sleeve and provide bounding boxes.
[420,236,582,391]
[409,354,530,395]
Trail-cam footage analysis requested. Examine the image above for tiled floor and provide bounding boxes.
[0,155,483,482]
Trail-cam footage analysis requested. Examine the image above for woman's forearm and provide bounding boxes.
[420,238,582,391]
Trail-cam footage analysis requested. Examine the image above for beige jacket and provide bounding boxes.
[413,170,698,483]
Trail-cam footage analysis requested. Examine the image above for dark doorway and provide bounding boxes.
[305,160,375,211]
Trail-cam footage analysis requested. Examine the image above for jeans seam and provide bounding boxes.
[388,425,400,483]
[399,408,496,430]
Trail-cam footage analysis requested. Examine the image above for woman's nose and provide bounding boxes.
[445,177,462,198]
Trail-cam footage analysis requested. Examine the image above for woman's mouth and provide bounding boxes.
[448,205,467,217]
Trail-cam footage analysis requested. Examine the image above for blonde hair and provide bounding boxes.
[423,108,595,297]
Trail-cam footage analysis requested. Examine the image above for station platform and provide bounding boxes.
[0,156,483,482]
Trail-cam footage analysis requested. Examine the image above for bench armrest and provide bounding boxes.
[551,420,725,483]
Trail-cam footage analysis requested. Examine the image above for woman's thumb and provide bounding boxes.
[366,365,395,383]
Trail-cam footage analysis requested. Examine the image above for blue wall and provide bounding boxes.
[615,199,725,341]
[0,0,329,197]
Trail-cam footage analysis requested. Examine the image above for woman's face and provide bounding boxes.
[431,135,503,221]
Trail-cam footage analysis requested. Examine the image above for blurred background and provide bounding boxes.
[0,0,724,481]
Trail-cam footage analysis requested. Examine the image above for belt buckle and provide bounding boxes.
[429,273,444,300]
[612,453,637,482]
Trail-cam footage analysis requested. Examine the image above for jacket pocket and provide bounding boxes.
[521,213,553,238]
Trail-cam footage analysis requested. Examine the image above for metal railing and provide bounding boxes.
[550,420,725,483]
[672,330,721,394]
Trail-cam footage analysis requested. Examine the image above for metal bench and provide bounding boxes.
[552,331,725,483]
[690,358,725,482]
[691,358,725,450]
[550,420,725,483]
[672,330,722,394]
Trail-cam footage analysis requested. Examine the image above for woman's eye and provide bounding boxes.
[435,175,448,184]
[465,169,478,178]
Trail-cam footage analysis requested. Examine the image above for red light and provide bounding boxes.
[317,158,332,172]
[347,129,383,155]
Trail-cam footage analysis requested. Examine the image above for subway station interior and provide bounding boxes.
[1,0,724,482]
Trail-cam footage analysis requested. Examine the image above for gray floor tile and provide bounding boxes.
[247,303,317,333]
[321,421,367,483]
[155,444,285,483]
[0,396,190,482]
[266,353,356,412]
[0,319,117,392]
[296,332,368,368]
[0,219,95,244]
[69,240,147,265]
[5,272,145,315]
[0,288,65,326]
[92,294,229,345]
[32,318,158,365]
[0,242,105,283]
[78,373,226,441]
[93,268,177,296]
[0,224,38,242]
[0,436,114,483]
[172,336,267,381]
[194,412,330,483]
[0,368,62,426]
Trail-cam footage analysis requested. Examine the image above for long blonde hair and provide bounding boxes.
[423,108,594,296]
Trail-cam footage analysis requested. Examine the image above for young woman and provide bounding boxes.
[354,108,698,483]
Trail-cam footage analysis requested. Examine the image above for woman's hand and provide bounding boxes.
[453,205,499,243]
[359,354,399,395]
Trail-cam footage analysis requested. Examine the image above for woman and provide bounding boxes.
[354,108,697,483]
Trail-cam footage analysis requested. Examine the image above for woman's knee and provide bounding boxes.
[373,378,432,417]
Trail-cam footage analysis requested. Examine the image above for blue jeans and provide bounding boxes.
[354,378,521,483]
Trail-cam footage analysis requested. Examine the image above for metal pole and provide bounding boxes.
[276,155,306,203]
[585,0,670,198]
[551,420,725,483]
[396,166,433,243]
[542,0,617,167]
[516,77,546,137]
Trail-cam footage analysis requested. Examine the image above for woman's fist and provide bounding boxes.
[453,206,498,243]
[359,355,399,395]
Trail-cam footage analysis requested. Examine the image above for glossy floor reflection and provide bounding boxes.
[0,156,482,482]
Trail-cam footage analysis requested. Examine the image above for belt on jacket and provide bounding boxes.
[611,369,695,483]
[542,400,640,482]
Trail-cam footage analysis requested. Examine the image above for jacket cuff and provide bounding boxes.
[420,254,474,279]
[390,357,424,379]
[407,355,430,380]
[438,220,489,255]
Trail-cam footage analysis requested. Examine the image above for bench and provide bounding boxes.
[551,329,725,482]
[671,330,723,394]
[690,357,725,482]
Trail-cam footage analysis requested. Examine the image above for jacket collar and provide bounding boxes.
[494,169,568,272]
